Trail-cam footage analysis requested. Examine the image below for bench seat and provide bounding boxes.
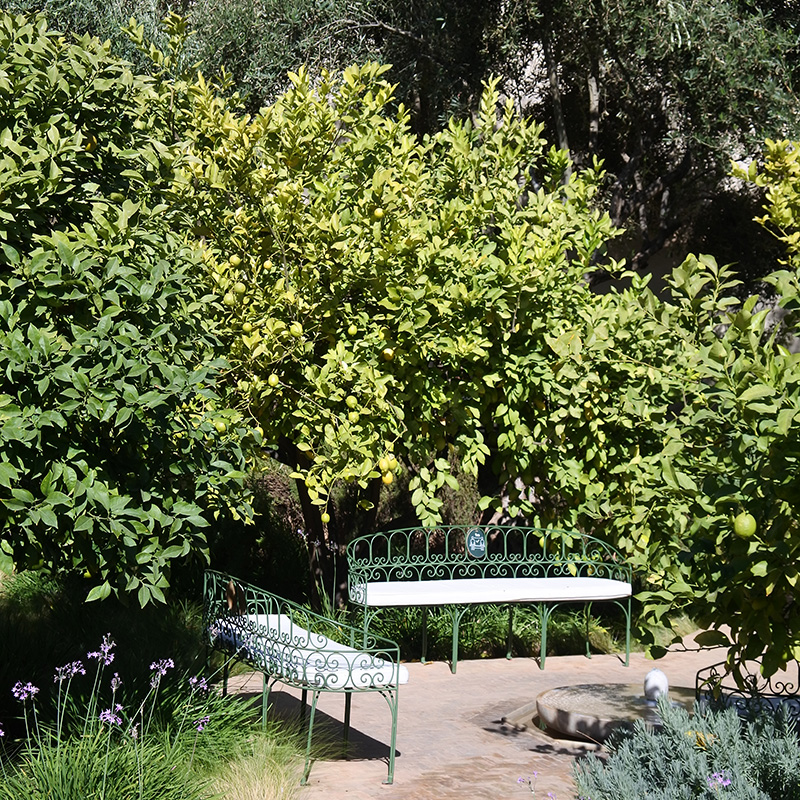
[211,613,410,690]
[352,577,632,607]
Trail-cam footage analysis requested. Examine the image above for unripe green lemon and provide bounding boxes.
[321,512,331,524]
[381,472,393,485]
[223,292,236,307]
[378,457,390,473]
[345,395,358,409]
[267,374,280,388]
[382,347,395,361]
[229,254,242,267]
[214,420,227,433]
[233,281,247,296]
[290,322,303,337]
[347,324,358,336]
[348,411,359,423]
[734,512,757,539]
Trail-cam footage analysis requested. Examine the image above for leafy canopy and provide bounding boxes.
[174,62,629,533]
[0,12,250,604]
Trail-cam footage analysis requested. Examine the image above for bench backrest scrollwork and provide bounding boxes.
[203,570,401,678]
[347,525,631,598]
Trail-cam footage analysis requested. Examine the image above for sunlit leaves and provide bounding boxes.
[0,12,251,603]
[175,63,624,529]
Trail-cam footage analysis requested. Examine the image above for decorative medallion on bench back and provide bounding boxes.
[466,527,487,559]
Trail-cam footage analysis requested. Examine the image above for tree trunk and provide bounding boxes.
[587,72,599,154]
[542,23,570,157]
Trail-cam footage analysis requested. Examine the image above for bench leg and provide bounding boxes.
[450,606,470,674]
[506,605,515,660]
[300,690,321,785]
[261,673,272,730]
[362,607,377,649]
[300,689,308,723]
[343,692,352,749]
[538,603,559,670]
[585,602,593,659]
[378,688,400,785]
[421,606,429,665]
[621,597,631,667]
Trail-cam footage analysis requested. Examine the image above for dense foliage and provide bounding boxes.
[0,12,250,604]
[2,8,800,678]
[628,144,800,673]
[574,698,800,800]
[14,0,798,273]
[172,61,646,551]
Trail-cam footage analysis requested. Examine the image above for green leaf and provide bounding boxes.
[738,384,775,403]
[86,581,112,602]
[693,629,731,647]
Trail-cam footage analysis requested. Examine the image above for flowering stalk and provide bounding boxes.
[177,675,209,740]
[187,714,210,773]
[85,633,116,736]
[0,722,7,781]
[99,705,123,800]
[12,681,40,744]
[144,658,174,738]
[518,772,539,796]
[54,660,86,744]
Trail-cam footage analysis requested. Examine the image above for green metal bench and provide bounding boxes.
[203,570,408,785]
[346,525,632,673]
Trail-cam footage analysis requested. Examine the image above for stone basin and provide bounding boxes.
[536,683,696,742]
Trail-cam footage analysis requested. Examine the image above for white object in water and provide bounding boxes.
[644,668,669,701]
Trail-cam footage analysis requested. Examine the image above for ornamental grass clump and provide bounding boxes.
[573,696,800,800]
[0,633,260,800]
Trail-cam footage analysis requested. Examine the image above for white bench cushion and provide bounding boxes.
[353,577,631,607]
[211,613,409,689]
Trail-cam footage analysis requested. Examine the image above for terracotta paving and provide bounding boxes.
[226,635,726,800]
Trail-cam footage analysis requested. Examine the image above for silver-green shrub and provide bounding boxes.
[573,697,800,800]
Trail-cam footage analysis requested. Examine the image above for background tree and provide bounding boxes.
[14,0,798,276]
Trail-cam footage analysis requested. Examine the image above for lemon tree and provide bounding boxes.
[172,62,653,556]
[625,144,800,675]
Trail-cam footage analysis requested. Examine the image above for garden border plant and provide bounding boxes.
[0,631,303,800]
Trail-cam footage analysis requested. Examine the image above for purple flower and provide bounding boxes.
[110,673,122,691]
[88,633,116,666]
[0,722,5,737]
[194,714,210,733]
[130,723,139,740]
[99,707,123,726]
[189,676,209,693]
[517,774,538,794]
[54,660,86,683]
[149,658,174,687]
[12,681,39,701]
[707,771,732,790]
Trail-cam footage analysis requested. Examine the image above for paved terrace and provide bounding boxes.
[227,636,726,800]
